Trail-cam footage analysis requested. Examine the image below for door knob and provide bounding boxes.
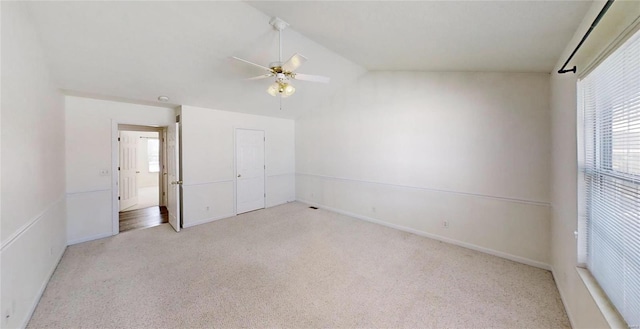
[237,174,241,178]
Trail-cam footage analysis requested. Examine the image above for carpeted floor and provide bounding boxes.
[28,202,569,328]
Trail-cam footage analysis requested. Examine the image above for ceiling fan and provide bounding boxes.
[232,17,330,99]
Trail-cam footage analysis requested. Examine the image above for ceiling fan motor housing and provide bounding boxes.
[269,62,284,73]
[275,73,288,83]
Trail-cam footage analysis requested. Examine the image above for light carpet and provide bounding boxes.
[28,202,569,328]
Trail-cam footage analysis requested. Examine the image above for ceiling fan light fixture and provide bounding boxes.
[266,81,296,98]
[267,82,280,97]
[283,83,295,96]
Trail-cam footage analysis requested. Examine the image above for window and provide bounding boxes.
[148,138,160,173]
[578,28,640,327]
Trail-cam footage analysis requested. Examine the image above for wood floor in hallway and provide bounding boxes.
[119,206,168,233]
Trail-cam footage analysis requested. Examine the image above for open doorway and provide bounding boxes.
[118,125,168,233]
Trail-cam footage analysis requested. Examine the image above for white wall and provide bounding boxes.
[65,97,175,244]
[296,71,552,267]
[548,1,640,327]
[1,2,67,328]
[180,106,295,228]
[550,73,609,328]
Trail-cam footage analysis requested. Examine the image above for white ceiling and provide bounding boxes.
[25,1,591,119]
[247,1,592,72]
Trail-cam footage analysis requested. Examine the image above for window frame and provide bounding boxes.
[576,25,640,328]
[147,137,160,173]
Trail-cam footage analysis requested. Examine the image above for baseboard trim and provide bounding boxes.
[183,201,295,229]
[183,213,236,229]
[298,199,551,271]
[266,199,295,208]
[67,232,112,246]
[551,267,577,329]
[20,245,67,329]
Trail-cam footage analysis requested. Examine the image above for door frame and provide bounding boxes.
[111,120,167,235]
[234,128,266,215]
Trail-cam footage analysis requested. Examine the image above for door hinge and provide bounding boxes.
[118,137,120,142]
[264,193,266,197]
[118,196,120,200]
[118,167,120,171]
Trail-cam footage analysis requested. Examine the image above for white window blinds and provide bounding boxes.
[579,27,640,328]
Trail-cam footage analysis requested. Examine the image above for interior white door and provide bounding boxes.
[162,130,169,207]
[167,122,181,232]
[119,131,138,211]
[236,129,265,214]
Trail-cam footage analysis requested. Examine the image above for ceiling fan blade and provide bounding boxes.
[292,73,330,84]
[281,53,308,72]
[231,56,272,72]
[247,74,274,80]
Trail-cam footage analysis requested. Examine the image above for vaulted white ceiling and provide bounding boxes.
[248,1,592,72]
[25,1,591,118]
